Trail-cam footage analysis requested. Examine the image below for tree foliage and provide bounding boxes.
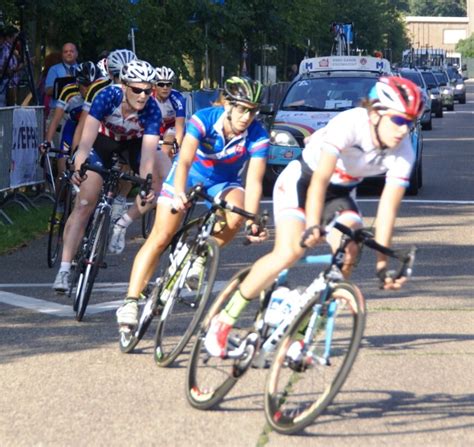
[408,0,466,17]
[456,33,474,57]
[1,0,411,87]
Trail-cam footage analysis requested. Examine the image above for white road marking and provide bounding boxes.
[0,281,229,317]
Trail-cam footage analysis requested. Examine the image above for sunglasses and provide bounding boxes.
[156,82,173,88]
[127,85,153,95]
[234,104,260,116]
[389,115,415,129]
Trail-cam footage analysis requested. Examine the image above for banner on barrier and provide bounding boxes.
[10,108,39,188]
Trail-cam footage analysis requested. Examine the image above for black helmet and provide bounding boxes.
[224,76,263,106]
[76,61,98,86]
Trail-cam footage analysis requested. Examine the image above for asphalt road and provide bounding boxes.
[1,83,473,447]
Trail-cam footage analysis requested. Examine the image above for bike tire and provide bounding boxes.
[185,266,259,410]
[264,281,366,435]
[141,208,156,239]
[74,211,110,321]
[47,179,71,268]
[154,237,220,367]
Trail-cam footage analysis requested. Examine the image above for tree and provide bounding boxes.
[408,0,466,17]
[456,33,474,57]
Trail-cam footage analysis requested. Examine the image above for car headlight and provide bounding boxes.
[442,88,451,95]
[270,129,299,147]
[455,84,465,90]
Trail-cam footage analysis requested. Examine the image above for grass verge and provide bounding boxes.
[0,203,51,255]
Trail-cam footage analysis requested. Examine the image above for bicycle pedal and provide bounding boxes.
[118,324,133,334]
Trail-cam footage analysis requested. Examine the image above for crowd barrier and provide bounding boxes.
[0,106,45,223]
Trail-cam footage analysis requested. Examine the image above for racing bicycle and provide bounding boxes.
[119,184,265,369]
[68,156,152,321]
[186,221,415,435]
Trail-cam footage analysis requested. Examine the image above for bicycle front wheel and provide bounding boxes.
[153,237,219,367]
[74,211,110,321]
[47,179,72,268]
[264,281,366,435]
[186,266,259,410]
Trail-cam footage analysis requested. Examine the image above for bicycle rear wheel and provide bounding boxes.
[47,179,72,268]
[264,281,366,435]
[153,237,219,367]
[186,266,260,410]
[74,211,110,321]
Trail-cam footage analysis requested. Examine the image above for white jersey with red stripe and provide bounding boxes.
[153,89,186,136]
[302,107,415,188]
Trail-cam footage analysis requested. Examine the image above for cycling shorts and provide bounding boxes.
[87,133,142,175]
[57,120,76,158]
[158,163,243,207]
[273,159,362,225]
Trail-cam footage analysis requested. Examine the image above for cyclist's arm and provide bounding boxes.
[374,182,405,270]
[139,134,160,179]
[74,114,101,170]
[244,156,266,218]
[173,133,199,195]
[45,107,65,144]
[174,116,185,147]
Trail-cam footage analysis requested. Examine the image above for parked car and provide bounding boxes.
[446,66,466,104]
[419,68,443,117]
[397,67,432,130]
[263,55,423,195]
[431,68,455,111]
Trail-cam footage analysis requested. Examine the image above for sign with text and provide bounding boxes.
[10,108,39,187]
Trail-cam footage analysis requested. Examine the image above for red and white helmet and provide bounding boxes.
[369,76,424,119]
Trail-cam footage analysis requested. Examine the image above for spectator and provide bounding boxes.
[45,42,79,110]
[0,25,19,107]
[3,26,23,105]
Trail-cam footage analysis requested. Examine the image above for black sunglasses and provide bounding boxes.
[127,85,153,95]
[157,82,173,88]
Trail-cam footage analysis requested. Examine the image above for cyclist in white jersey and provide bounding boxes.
[52,60,170,293]
[204,76,425,357]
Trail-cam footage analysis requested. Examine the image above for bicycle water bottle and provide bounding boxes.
[264,286,290,327]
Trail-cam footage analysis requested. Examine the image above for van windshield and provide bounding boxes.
[282,77,377,112]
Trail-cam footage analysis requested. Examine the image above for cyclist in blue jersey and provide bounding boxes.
[52,60,171,293]
[116,76,269,327]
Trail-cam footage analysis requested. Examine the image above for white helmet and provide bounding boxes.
[107,49,137,76]
[96,58,108,78]
[155,66,175,82]
[120,60,157,84]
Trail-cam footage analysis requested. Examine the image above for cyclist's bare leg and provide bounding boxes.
[126,202,183,298]
[211,187,246,247]
[61,171,103,263]
[238,216,307,299]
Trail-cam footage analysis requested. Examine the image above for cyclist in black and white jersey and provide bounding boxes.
[204,76,425,357]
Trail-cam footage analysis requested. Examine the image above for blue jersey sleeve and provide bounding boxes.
[247,122,269,158]
[88,86,122,122]
[186,108,211,141]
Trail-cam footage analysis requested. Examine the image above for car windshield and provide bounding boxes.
[400,71,424,88]
[433,71,448,85]
[281,76,377,112]
[421,71,438,88]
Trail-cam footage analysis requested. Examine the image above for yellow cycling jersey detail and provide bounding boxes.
[85,78,112,104]
[58,83,80,103]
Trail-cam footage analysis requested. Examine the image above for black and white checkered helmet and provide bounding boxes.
[120,60,157,84]
[155,66,175,81]
[107,49,137,76]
